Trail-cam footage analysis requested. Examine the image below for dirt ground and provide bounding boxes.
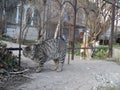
[1,41,120,90]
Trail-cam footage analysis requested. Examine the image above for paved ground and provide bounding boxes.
[3,41,120,90]
[15,60,120,90]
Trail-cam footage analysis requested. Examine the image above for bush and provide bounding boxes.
[0,41,18,74]
[92,47,109,59]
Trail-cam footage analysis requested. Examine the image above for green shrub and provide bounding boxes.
[114,45,120,49]
[0,51,18,71]
[92,47,109,59]
[97,86,120,90]
[73,45,109,59]
[0,41,18,74]
[0,36,12,41]
[74,50,80,56]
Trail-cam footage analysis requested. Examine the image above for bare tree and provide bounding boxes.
[79,0,111,59]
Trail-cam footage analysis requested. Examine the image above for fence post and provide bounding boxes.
[19,0,23,68]
[71,0,77,60]
[109,3,115,58]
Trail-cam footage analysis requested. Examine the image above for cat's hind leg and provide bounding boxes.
[51,59,59,71]
[36,57,46,73]
[56,59,64,72]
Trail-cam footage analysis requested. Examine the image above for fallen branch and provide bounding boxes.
[9,69,29,74]
[21,74,35,79]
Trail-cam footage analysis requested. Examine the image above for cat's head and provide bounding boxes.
[22,45,36,60]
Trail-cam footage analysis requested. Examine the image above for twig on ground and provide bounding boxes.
[21,74,34,79]
[9,69,29,74]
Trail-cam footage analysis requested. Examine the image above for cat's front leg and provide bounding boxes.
[56,61,64,72]
[51,59,59,71]
[36,57,46,73]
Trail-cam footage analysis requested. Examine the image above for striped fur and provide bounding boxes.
[23,38,67,72]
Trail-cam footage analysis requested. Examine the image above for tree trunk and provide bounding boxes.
[54,0,66,39]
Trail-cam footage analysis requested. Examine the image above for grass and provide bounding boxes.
[22,40,36,45]
[0,36,36,45]
[92,46,109,60]
[113,45,120,49]
[0,36,13,41]
[73,43,109,59]
[97,86,120,90]
[74,44,120,60]
[1,36,120,60]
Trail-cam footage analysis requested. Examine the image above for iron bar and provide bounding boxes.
[103,0,119,57]
[67,47,108,50]
[68,25,71,64]
[68,50,70,64]
[42,0,47,40]
[60,0,83,60]
[19,0,23,68]
[109,3,115,57]
[2,0,7,34]
[103,0,120,8]
[5,48,22,51]
[71,0,77,60]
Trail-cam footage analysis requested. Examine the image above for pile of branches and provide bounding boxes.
[0,41,30,90]
[0,41,18,74]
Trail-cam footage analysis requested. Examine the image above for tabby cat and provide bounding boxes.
[23,37,67,72]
